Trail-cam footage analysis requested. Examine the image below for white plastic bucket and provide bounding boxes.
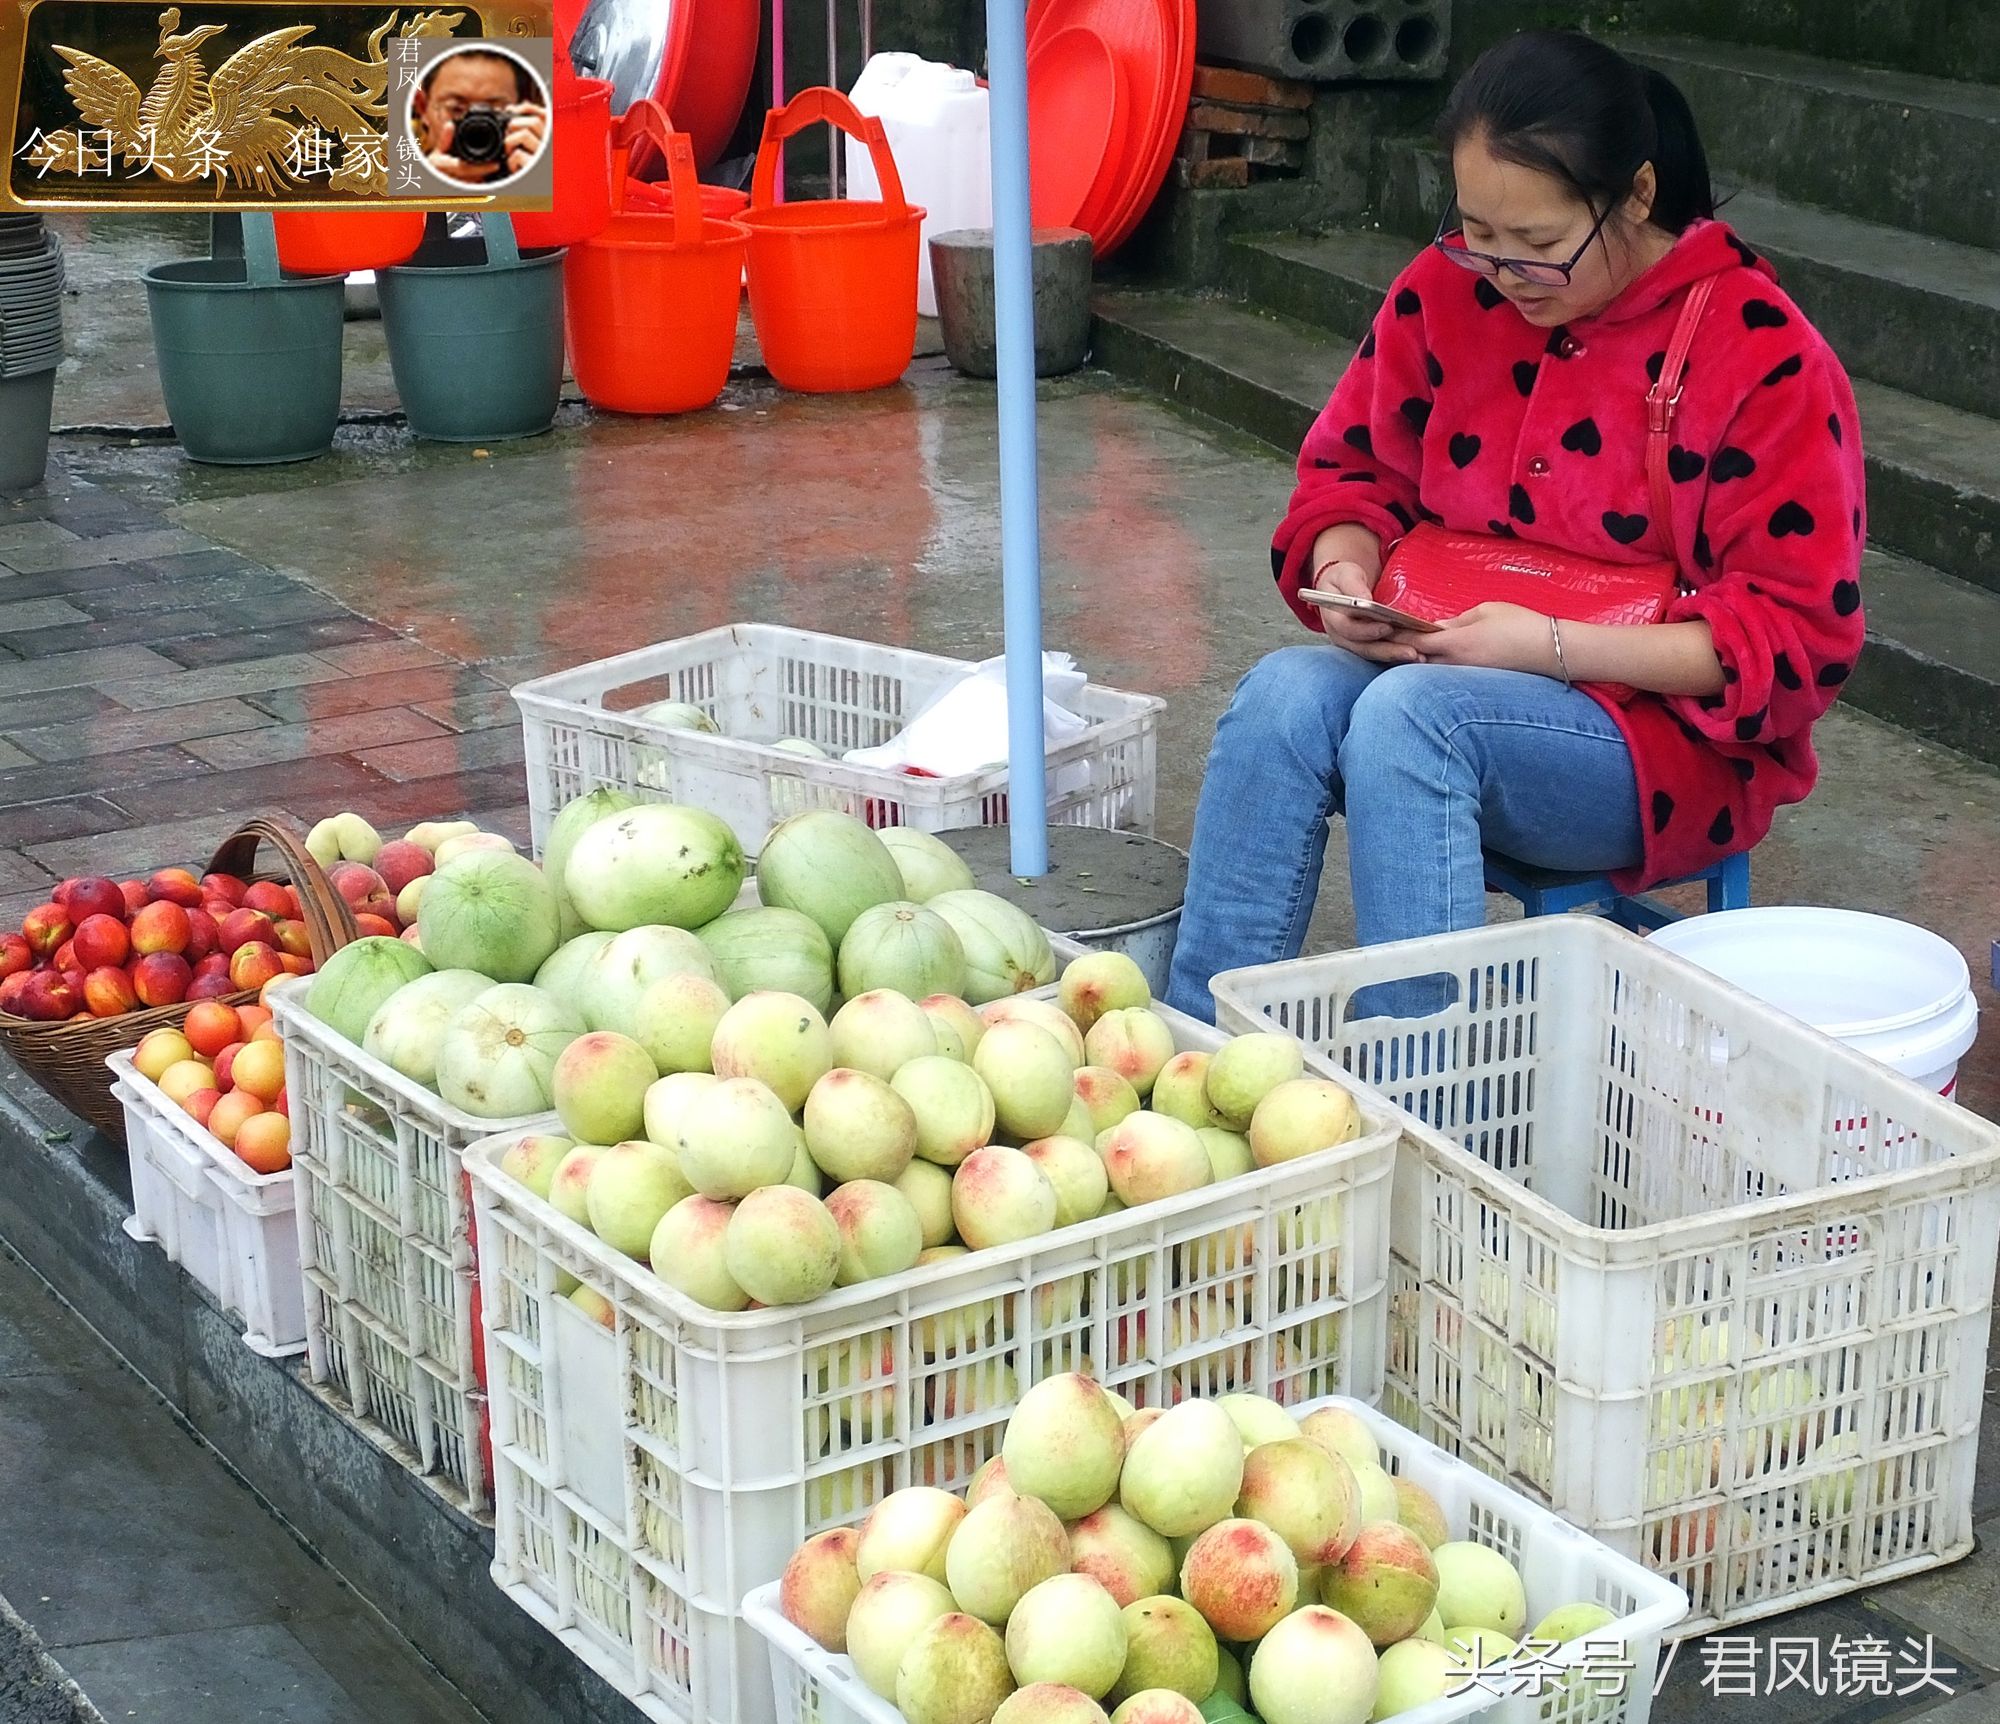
[846,52,992,318]
[1650,907,1979,1094]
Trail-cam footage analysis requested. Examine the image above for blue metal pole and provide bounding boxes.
[985,0,1049,878]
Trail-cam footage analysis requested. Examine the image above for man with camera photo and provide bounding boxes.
[413,47,549,185]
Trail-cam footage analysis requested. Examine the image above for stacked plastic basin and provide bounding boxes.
[0,216,65,488]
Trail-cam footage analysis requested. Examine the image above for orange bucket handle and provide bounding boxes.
[615,100,704,247]
[749,86,911,225]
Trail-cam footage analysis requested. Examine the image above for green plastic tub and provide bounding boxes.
[376,215,565,442]
[143,215,344,465]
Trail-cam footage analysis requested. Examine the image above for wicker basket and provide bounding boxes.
[0,815,357,1139]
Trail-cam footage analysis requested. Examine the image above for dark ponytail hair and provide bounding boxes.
[1438,31,1716,234]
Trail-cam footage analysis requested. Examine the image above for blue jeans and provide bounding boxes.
[1165,645,1644,1022]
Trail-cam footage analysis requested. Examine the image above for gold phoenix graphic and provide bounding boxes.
[5,2,549,205]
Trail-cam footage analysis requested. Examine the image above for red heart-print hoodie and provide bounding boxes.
[1272,219,1867,891]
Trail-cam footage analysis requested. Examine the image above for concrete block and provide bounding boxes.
[930,228,1094,379]
[1196,0,1450,85]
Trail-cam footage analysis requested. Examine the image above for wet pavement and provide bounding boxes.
[0,1240,480,1724]
[1,211,1997,1720]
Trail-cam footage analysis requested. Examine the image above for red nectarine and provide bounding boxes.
[0,971,30,1015]
[184,1087,222,1128]
[271,919,313,959]
[236,1005,273,1038]
[131,951,193,1008]
[217,908,275,955]
[278,953,312,976]
[72,913,131,971]
[18,972,80,1020]
[230,942,284,993]
[59,877,125,923]
[327,863,392,919]
[51,939,76,974]
[231,1038,286,1102]
[158,1059,215,1106]
[133,1028,194,1080]
[208,1089,261,1148]
[0,934,27,980]
[119,880,148,915]
[147,869,204,908]
[20,903,72,962]
[373,840,434,896]
[187,973,238,1002]
[184,1000,243,1058]
[234,1111,292,1173]
[184,908,220,963]
[352,913,398,940]
[193,952,231,982]
[242,880,296,919]
[130,901,192,957]
[83,967,138,1017]
[212,1041,246,1090]
[200,874,249,907]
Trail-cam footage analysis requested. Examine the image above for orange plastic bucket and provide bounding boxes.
[738,88,926,393]
[563,102,749,414]
[513,74,613,250]
[274,210,424,276]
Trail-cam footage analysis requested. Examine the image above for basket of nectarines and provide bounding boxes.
[0,815,358,1139]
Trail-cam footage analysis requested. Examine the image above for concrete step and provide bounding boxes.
[1090,287,2000,767]
[1212,228,2000,596]
[1618,36,2000,253]
[1371,139,2000,421]
[1619,0,2000,89]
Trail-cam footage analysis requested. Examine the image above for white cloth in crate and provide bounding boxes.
[844,652,1092,791]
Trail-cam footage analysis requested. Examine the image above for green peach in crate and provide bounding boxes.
[893,1055,995,1167]
[995,1686,1111,1724]
[715,990,834,1108]
[920,992,986,1062]
[805,1066,917,1182]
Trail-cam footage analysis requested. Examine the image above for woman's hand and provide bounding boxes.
[1411,602,1559,676]
[1315,561,1422,666]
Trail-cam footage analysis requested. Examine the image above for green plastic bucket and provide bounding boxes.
[376,215,565,442]
[142,215,344,465]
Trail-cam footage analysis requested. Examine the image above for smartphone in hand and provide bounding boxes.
[1296,590,1444,633]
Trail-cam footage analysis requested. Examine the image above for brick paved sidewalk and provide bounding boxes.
[0,471,531,922]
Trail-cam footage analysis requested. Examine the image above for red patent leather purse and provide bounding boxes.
[1371,277,1717,657]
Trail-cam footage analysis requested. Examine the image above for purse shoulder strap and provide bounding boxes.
[1644,274,1717,561]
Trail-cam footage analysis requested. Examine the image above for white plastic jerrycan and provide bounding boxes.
[847,52,992,318]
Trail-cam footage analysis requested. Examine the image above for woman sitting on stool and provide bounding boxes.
[1166,29,1866,1022]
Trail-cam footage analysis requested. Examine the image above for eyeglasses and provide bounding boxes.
[1432,199,1614,287]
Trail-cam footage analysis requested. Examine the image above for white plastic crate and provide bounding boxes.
[1209,917,2000,1635]
[467,1005,1398,1724]
[269,975,558,1516]
[109,1050,305,1358]
[747,1393,1690,1724]
[512,624,1164,856]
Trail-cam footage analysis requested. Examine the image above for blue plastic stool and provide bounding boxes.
[1483,849,1751,932]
